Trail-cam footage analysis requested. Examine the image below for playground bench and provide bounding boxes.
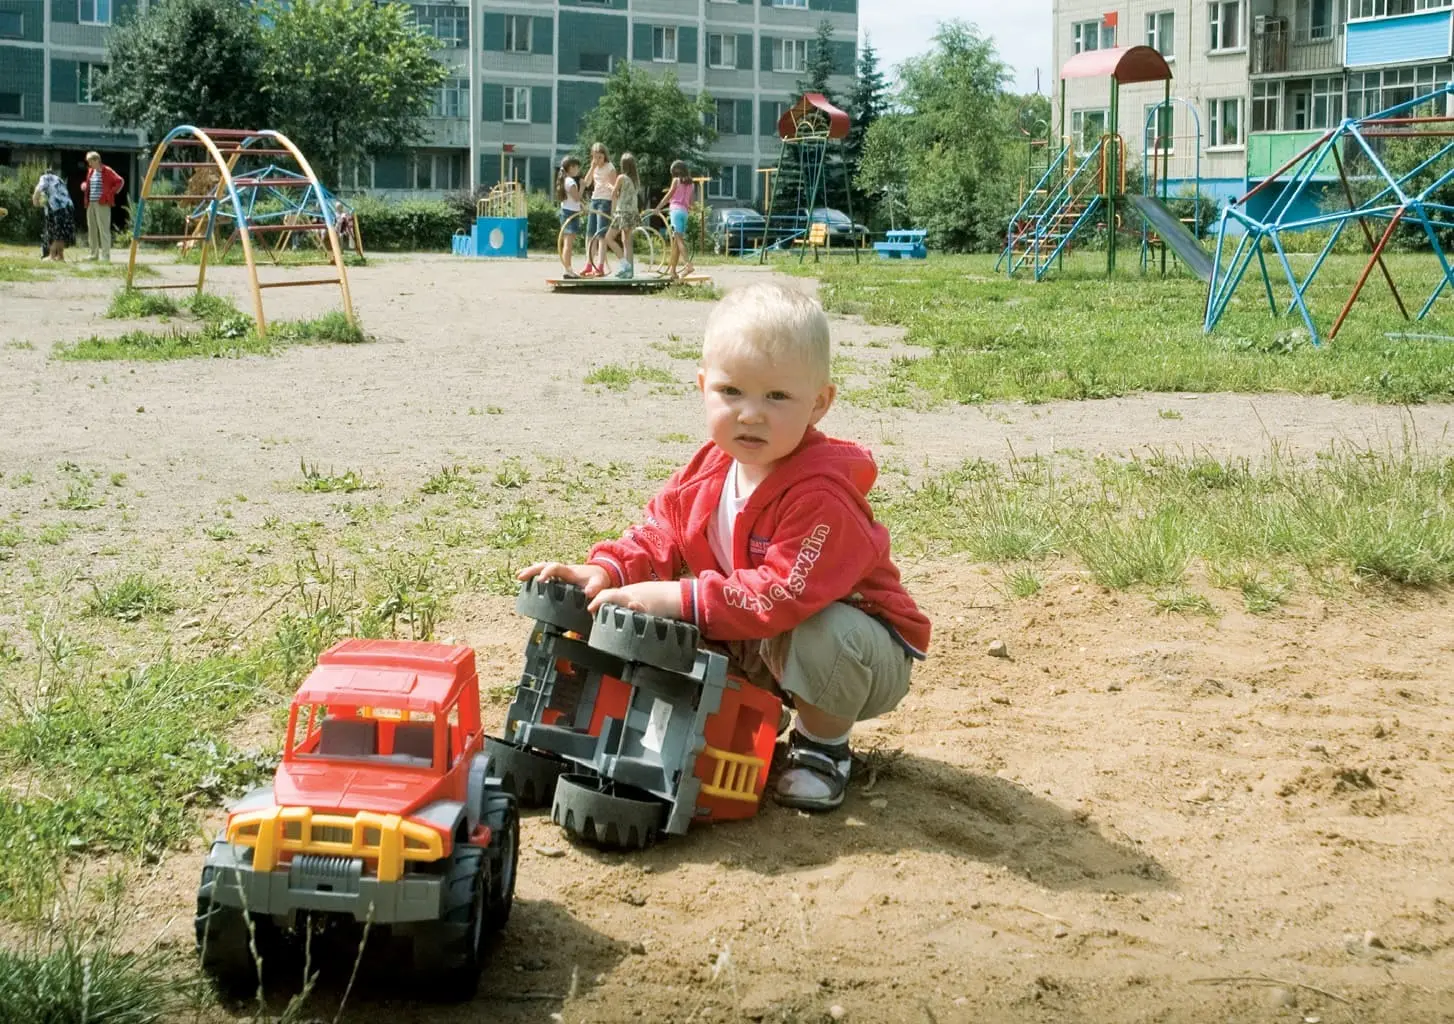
[874,229,928,260]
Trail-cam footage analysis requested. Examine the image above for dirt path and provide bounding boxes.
[1,255,1452,1022]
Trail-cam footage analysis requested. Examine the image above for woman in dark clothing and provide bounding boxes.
[31,169,77,261]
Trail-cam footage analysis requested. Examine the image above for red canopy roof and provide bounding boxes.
[777,93,851,140]
[1061,45,1172,85]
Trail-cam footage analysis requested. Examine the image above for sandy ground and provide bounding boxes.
[1,254,1452,1023]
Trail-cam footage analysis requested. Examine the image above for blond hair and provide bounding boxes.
[85,151,101,163]
[702,282,831,384]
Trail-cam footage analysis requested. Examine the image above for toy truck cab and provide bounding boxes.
[196,640,518,1001]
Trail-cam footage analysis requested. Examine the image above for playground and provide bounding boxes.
[1,245,1452,1020]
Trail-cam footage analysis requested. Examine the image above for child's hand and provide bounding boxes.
[516,562,611,597]
[588,581,683,619]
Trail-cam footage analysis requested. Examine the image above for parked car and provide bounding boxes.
[709,207,766,253]
[809,207,871,247]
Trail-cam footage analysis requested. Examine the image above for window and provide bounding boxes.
[504,14,531,53]
[707,33,736,69]
[1144,103,1174,153]
[430,77,467,118]
[715,98,741,134]
[1146,11,1175,58]
[0,11,22,37]
[503,85,530,123]
[1291,75,1344,129]
[78,0,111,25]
[776,38,808,72]
[653,25,677,62]
[414,152,465,191]
[1251,81,1282,132]
[505,154,531,185]
[78,62,105,105]
[708,167,737,199]
[774,0,808,7]
[762,99,788,134]
[1209,1,1242,52]
[1072,18,1115,53]
[1295,0,1334,40]
[1071,108,1109,150]
[1347,63,1452,117]
[0,93,21,118]
[413,4,466,47]
[1350,0,1450,16]
[1208,97,1244,147]
[579,52,614,74]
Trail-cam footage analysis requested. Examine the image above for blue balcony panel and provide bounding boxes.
[1345,11,1453,69]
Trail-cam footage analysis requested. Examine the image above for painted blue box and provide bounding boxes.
[1346,11,1453,69]
[454,216,529,258]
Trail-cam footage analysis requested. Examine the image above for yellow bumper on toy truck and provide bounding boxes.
[227,807,444,882]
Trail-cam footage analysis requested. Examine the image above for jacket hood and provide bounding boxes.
[687,428,878,507]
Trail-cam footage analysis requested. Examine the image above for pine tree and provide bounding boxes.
[845,35,887,222]
[798,19,838,105]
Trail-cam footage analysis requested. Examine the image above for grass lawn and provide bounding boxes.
[784,251,1454,405]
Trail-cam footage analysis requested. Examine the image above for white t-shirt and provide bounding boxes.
[707,462,750,572]
[562,176,582,212]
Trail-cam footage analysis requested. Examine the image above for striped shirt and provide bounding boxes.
[88,168,103,201]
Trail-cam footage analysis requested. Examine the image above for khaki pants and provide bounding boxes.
[725,601,913,722]
[87,203,111,261]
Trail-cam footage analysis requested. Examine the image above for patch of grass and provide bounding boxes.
[421,464,474,495]
[37,522,73,545]
[57,479,102,511]
[84,573,177,621]
[584,363,679,392]
[652,333,701,361]
[1158,408,1183,420]
[1152,589,1218,617]
[874,440,1454,600]
[0,526,19,560]
[0,939,182,1023]
[798,253,1454,405]
[1003,566,1043,598]
[493,458,530,489]
[4,340,36,351]
[657,432,694,443]
[202,523,236,541]
[667,282,723,302]
[55,294,364,362]
[105,288,179,319]
[297,459,374,494]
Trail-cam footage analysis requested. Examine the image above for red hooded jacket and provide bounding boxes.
[81,165,125,208]
[588,429,931,657]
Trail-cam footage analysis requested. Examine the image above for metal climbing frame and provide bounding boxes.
[756,92,861,265]
[124,125,355,338]
[1204,83,1454,347]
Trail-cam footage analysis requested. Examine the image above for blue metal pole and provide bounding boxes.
[1269,229,1321,346]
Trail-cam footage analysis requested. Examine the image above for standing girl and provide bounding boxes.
[555,155,584,279]
[653,160,696,281]
[607,152,641,279]
[583,143,618,277]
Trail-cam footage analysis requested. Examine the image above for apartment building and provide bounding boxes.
[1051,1,1454,212]
[0,0,856,208]
[362,0,859,205]
[0,0,148,195]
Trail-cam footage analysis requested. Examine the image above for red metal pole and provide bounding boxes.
[1329,209,1406,341]
[1332,145,1409,320]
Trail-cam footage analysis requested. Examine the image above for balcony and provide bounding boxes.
[1251,21,1345,74]
[1345,9,1454,69]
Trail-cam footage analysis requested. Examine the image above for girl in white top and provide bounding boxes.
[555,155,584,278]
[585,143,620,276]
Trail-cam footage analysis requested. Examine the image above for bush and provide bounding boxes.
[0,164,46,246]
[349,195,457,251]
[127,176,187,241]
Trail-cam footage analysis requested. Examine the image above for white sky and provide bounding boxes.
[860,0,1055,96]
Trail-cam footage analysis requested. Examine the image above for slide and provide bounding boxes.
[1127,194,1214,283]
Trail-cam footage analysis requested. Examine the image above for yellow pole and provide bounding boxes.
[266,129,357,328]
[188,129,268,334]
[693,175,710,253]
[197,150,241,296]
[126,135,175,289]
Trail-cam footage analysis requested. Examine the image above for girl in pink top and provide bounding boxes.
[653,160,696,281]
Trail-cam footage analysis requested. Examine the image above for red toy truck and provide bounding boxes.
[195,639,519,1000]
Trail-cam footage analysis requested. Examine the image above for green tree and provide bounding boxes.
[862,20,1014,251]
[845,35,888,222]
[856,114,909,229]
[97,0,270,143]
[261,0,446,186]
[577,63,716,205]
[799,19,838,105]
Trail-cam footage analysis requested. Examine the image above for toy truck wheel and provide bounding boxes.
[483,736,565,808]
[551,772,665,851]
[412,843,488,1000]
[481,788,519,932]
[516,577,594,634]
[195,867,279,999]
[587,604,699,675]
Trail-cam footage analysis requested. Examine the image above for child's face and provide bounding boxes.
[698,346,834,481]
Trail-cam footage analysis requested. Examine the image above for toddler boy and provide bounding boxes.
[519,282,930,811]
